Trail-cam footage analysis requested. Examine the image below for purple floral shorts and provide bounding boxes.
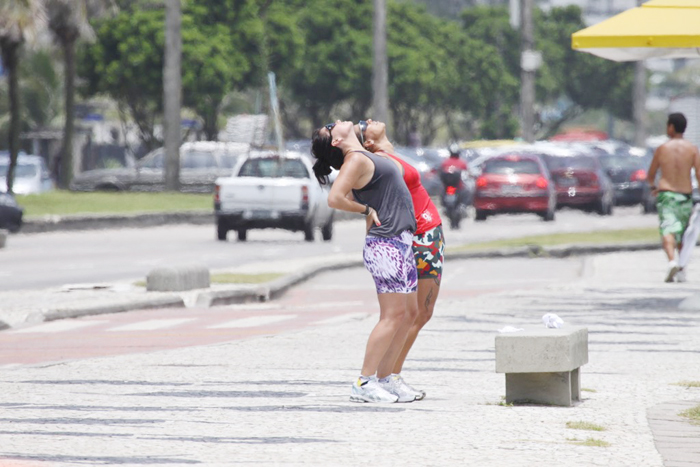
[363,231,418,294]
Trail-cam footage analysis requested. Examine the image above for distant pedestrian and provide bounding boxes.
[647,112,700,282]
[311,120,419,403]
[355,119,444,400]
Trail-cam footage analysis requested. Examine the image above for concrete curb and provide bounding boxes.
[29,296,186,324]
[447,241,660,261]
[19,208,358,234]
[3,238,663,329]
[21,211,214,234]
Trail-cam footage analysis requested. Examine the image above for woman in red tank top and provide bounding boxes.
[355,119,445,400]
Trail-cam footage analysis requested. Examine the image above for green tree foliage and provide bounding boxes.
[79,8,165,151]
[461,5,634,138]
[388,2,516,142]
[288,0,373,128]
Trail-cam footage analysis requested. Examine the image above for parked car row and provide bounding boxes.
[70,141,250,193]
[463,140,653,222]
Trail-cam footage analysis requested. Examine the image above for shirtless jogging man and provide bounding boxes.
[647,112,700,282]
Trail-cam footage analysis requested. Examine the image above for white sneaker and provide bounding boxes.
[395,374,426,401]
[350,378,398,403]
[665,261,680,283]
[377,375,420,403]
[676,269,687,283]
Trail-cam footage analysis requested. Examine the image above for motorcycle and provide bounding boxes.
[440,171,468,230]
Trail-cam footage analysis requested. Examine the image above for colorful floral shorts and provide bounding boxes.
[657,191,693,244]
[413,224,445,282]
[363,230,418,294]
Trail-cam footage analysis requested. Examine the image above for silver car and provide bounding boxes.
[0,154,54,195]
[70,141,250,193]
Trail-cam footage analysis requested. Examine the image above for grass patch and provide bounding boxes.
[448,228,658,253]
[134,272,284,288]
[16,190,212,216]
[582,388,597,393]
[679,404,700,424]
[568,437,611,447]
[566,421,606,432]
[673,381,700,388]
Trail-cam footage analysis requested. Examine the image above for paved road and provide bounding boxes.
[1,206,656,291]
[0,256,583,366]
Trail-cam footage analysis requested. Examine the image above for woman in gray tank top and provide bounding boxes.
[311,120,420,403]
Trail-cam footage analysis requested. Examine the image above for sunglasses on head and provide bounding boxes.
[358,120,367,145]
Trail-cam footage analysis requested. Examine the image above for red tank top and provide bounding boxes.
[380,150,442,235]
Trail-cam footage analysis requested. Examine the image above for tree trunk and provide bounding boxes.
[59,37,77,189]
[372,0,389,127]
[164,0,182,191]
[5,44,20,194]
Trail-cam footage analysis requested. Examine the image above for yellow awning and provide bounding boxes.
[572,0,700,61]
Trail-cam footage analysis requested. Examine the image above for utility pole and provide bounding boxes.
[519,0,539,143]
[632,1,647,147]
[164,0,182,191]
[373,0,389,127]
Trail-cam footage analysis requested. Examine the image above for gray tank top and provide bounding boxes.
[351,151,416,238]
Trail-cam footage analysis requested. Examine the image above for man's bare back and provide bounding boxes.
[648,138,700,195]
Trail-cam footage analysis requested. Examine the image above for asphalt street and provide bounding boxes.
[0,206,657,291]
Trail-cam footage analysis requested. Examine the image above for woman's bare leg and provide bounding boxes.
[377,292,417,378]
[392,277,440,374]
[360,292,411,377]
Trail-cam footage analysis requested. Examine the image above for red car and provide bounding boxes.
[543,155,614,215]
[473,154,556,221]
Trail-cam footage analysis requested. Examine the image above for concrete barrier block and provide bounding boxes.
[495,326,588,406]
[0,229,7,249]
[495,326,588,374]
[147,265,210,292]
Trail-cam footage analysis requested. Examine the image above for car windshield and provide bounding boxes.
[483,158,541,175]
[545,156,596,171]
[599,156,645,170]
[0,161,38,178]
[239,158,308,179]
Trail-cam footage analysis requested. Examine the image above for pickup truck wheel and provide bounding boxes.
[217,222,228,241]
[321,218,333,241]
[304,223,314,242]
[237,229,247,241]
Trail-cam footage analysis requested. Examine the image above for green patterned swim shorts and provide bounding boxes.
[657,191,693,244]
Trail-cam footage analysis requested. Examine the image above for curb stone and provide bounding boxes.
[7,241,663,329]
[26,295,185,324]
[21,211,214,234]
[19,208,358,234]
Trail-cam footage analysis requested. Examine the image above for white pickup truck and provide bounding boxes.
[214,150,334,242]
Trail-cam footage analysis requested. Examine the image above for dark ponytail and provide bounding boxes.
[311,128,345,185]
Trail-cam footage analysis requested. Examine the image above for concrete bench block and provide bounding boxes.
[495,326,588,407]
[0,229,7,249]
[147,265,210,292]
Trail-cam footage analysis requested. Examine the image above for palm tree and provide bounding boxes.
[0,0,44,194]
[43,0,115,189]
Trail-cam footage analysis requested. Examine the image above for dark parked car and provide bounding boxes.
[598,154,651,210]
[473,153,556,221]
[544,154,615,215]
[0,192,23,232]
[71,141,250,193]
